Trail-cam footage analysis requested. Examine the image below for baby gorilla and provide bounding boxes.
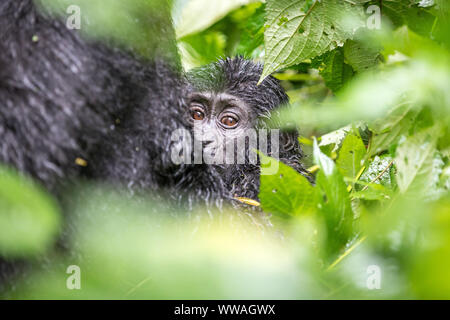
[186,58,311,201]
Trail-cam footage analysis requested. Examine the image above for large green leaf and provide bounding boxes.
[260,0,366,82]
[318,48,354,92]
[318,125,352,153]
[0,168,61,257]
[313,140,354,257]
[432,0,450,48]
[368,104,418,157]
[381,0,436,37]
[343,40,382,73]
[336,133,366,181]
[259,154,319,218]
[395,127,440,195]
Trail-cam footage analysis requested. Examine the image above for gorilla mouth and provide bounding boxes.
[203,145,219,159]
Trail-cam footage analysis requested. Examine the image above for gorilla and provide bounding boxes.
[0,0,309,207]
[93,57,311,205]
[0,0,225,290]
[0,0,311,293]
[186,58,311,201]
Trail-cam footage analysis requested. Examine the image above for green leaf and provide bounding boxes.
[175,0,256,39]
[260,0,366,82]
[387,25,440,57]
[178,31,227,70]
[234,3,267,57]
[368,104,419,157]
[259,154,319,218]
[381,0,436,37]
[336,133,366,181]
[360,155,394,189]
[394,127,440,195]
[318,48,354,92]
[432,0,450,48]
[427,152,447,200]
[313,139,354,256]
[352,183,392,201]
[343,40,382,73]
[318,125,352,153]
[0,167,61,258]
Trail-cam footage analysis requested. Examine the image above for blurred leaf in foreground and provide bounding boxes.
[178,31,227,70]
[410,196,450,299]
[175,0,256,39]
[7,189,320,299]
[38,0,178,61]
[277,48,450,131]
[0,167,61,258]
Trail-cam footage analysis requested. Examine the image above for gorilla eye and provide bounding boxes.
[190,107,205,121]
[220,115,239,128]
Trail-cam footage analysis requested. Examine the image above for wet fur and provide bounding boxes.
[188,58,312,200]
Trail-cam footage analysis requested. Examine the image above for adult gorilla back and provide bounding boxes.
[0,0,225,203]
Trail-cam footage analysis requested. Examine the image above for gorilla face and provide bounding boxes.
[185,57,295,167]
[184,58,312,200]
[186,91,256,163]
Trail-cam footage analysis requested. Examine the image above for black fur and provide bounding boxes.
[0,0,227,205]
[0,0,229,292]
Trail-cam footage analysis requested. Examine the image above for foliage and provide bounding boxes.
[1,0,449,299]
[0,168,60,258]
